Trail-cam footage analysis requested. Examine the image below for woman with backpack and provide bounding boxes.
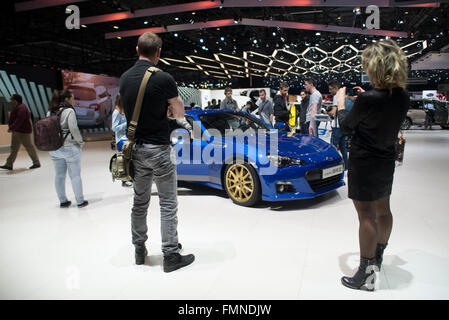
[111,93,132,187]
[48,90,88,208]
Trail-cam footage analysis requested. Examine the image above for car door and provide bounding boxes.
[175,116,210,181]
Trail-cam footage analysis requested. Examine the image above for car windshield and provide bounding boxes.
[198,112,271,136]
[69,86,96,101]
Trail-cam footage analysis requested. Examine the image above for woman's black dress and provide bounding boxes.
[340,88,409,201]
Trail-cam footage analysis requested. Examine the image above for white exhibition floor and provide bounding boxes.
[1,129,449,300]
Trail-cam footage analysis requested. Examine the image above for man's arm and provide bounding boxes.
[308,103,318,134]
[167,96,185,119]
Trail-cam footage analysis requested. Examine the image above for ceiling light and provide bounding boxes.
[220,37,225,41]
[144,21,148,25]
[192,12,196,15]
[81,24,87,28]
[272,32,276,36]
[200,38,204,43]
[174,33,178,37]
[113,26,119,29]
[116,36,122,40]
[175,17,179,21]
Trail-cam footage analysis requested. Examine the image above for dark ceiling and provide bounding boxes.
[2,0,449,91]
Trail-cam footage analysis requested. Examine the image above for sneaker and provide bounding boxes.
[0,165,12,170]
[60,201,72,208]
[163,252,195,273]
[122,181,133,187]
[77,200,89,208]
[29,164,41,169]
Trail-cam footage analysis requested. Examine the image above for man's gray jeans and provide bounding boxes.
[131,143,180,254]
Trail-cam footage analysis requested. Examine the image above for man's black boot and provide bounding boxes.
[135,245,148,265]
[341,257,378,291]
[375,243,388,271]
[163,252,195,273]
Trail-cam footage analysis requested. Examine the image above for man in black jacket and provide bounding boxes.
[273,82,290,131]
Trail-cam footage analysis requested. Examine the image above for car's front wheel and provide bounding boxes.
[401,118,412,130]
[224,163,261,207]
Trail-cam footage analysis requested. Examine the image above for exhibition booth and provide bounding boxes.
[1,0,449,303]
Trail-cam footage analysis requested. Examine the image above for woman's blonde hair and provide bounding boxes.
[362,39,408,92]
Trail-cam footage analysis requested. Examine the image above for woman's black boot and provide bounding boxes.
[341,257,377,291]
[375,243,388,271]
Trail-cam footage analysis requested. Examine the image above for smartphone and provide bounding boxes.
[346,88,355,96]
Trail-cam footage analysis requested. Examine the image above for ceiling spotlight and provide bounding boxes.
[253,39,257,44]
[192,12,196,15]
[398,20,404,24]
[144,21,148,25]
[175,17,179,21]
[220,37,225,41]
[272,32,276,36]
[200,38,204,43]
[113,25,119,29]
[316,32,321,36]
[174,33,178,37]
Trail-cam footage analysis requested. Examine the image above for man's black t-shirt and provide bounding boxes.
[119,59,179,145]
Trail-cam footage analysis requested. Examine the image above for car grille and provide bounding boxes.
[305,168,342,192]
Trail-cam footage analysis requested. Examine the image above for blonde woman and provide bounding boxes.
[336,39,409,291]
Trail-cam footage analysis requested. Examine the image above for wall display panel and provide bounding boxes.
[61,70,119,130]
[0,64,61,124]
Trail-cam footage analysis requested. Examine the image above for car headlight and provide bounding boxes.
[267,154,307,168]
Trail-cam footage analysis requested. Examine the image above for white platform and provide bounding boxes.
[1,129,449,300]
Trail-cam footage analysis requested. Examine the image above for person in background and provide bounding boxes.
[207,101,211,108]
[220,87,239,110]
[304,77,322,137]
[119,31,194,272]
[47,90,88,208]
[1,94,40,171]
[257,89,274,126]
[273,82,290,131]
[336,39,409,291]
[299,89,309,134]
[423,99,435,130]
[325,80,348,169]
[209,99,218,109]
[112,93,132,187]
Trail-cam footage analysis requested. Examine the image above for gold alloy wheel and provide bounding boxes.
[225,164,254,203]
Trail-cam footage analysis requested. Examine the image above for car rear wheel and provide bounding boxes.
[224,163,261,207]
[401,118,412,130]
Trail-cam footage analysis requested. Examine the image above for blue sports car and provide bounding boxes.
[170,109,344,207]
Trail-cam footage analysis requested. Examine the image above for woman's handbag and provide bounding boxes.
[109,66,160,182]
[395,130,406,165]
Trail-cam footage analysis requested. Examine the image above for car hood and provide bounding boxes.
[222,130,333,157]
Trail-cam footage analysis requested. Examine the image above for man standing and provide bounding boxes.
[119,32,194,272]
[304,77,322,137]
[298,89,309,134]
[0,94,40,170]
[325,80,348,169]
[257,89,274,126]
[220,87,239,110]
[273,82,290,131]
[424,99,435,130]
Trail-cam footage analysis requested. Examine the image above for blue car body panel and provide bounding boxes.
[174,109,344,202]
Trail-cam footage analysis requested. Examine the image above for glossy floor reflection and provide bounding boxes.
[1,129,448,299]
